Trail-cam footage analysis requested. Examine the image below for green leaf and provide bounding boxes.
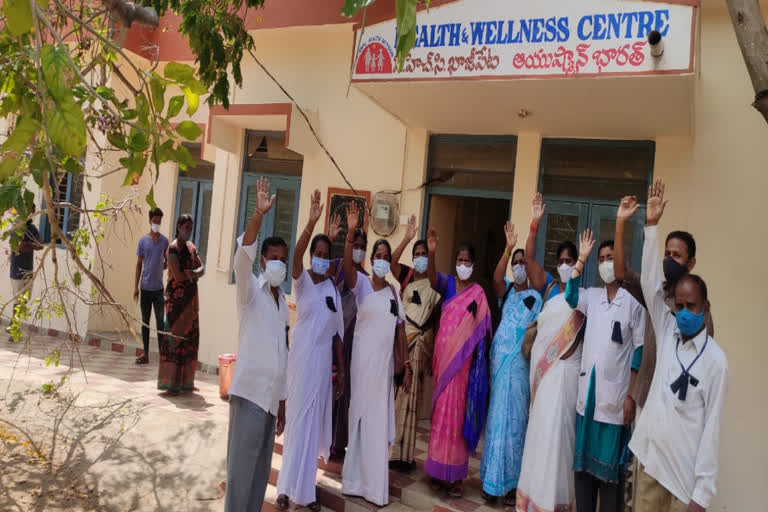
[2,0,33,36]
[73,272,82,287]
[107,132,127,151]
[0,184,22,212]
[167,95,184,118]
[40,45,71,102]
[176,121,202,141]
[150,74,166,113]
[341,0,377,17]
[120,154,148,185]
[128,131,150,152]
[174,144,196,171]
[154,139,176,164]
[183,87,199,116]
[62,157,83,175]
[145,186,157,209]
[0,156,21,180]
[2,116,40,153]
[164,62,196,84]
[395,0,418,71]
[47,100,86,157]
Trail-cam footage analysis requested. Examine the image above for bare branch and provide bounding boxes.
[727,0,768,122]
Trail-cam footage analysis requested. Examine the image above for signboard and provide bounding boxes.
[351,0,696,81]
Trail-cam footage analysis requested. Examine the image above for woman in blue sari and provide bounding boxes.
[481,222,543,506]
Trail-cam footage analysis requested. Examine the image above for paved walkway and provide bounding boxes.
[0,333,505,512]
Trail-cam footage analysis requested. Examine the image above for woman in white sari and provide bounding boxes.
[341,202,412,506]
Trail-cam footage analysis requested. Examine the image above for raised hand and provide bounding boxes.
[405,214,418,241]
[578,228,595,262]
[617,195,640,223]
[346,200,360,233]
[646,179,668,226]
[504,221,518,251]
[308,189,324,224]
[256,176,276,215]
[328,213,342,243]
[531,193,546,227]
[427,228,439,252]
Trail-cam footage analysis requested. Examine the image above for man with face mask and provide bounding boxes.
[225,177,289,512]
[630,180,728,512]
[613,187,714,410]
[133,207,169,364]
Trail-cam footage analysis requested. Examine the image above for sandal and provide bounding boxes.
[307,502,321,512]
[448,481,463,498]
[135,355,149,364]
[276,494,289,510]
[481,490,498,503]
[430,478,442,492]
[503,490,516,507]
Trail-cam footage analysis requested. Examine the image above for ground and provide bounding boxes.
[0,332,504,512]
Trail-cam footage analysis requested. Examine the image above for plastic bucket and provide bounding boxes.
[218,353,237,400]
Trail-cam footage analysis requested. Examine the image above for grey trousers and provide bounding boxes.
[225,395,276,512]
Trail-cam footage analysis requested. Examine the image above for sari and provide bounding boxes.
[425,282,492,482]
[481,288,543,496]
[390,277,441,465]
[158,240,200,392]
[516,294,585,512]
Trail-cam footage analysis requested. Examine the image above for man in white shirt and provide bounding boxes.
[630,180,728,512]
[225,177,290,512]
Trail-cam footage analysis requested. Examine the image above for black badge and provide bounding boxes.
[390,299,399,316]
[411,290,422,305]
[611,321,623,344]
[689,375,699,388]
[285,325,290,350]
[325,296,337,312]
[523,296,536,311]
[467,300,478,318]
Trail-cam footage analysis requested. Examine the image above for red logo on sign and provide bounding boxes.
[356,42,393,74]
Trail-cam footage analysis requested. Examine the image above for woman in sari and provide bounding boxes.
[424,229,492,498]
[341,202,412,506]
[516,194,585,512]
[389,215,442,471]
[481,222,543,506]
[158,214,204,394]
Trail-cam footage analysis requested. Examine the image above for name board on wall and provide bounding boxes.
[351,0,696,81]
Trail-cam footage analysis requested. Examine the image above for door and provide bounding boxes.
[587,204,645,286]
[175,177,213,263]
[535,200,589,281]
[237,174,301,293]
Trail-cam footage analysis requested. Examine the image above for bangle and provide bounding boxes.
[254,209,264,218]
[578,258,586,266]
[346,236,355,245]
[504,248,510,258]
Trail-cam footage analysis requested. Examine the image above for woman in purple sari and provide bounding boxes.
[424,229,492,497]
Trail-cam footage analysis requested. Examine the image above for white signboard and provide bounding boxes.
[351,0,696,81]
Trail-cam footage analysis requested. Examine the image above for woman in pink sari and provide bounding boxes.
[424,229,492,497]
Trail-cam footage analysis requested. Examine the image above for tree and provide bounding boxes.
[727,0,768,123]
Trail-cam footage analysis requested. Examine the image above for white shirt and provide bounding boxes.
[629,225,728,508]
[573,285,646,425]
[228,234,290,416]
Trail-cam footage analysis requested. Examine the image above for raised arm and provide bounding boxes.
[565,228,594,311]
[327,213,342,245]
[293,189,324,279]
[391,214,417,279]
[426,228,439,290]
[236,177,275,305]
[493,221,517,297]
[640,180,670,332]
[525,193,548,292]
[615,195,639,282]
[343,201,361,290]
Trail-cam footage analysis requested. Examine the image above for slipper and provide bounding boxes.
[276,494,289,510]
[503,490,516,507]
[307,502,321,512]
[448,482,463,498]
[135,355,149,364]
[481,490,498,502]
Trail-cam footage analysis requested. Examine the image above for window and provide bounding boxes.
[40,173,85,244]
[427,135,517,193]
[174,144,214,263]
[236,131,303,292]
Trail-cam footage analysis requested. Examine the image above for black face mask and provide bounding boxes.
[663,257,688,283]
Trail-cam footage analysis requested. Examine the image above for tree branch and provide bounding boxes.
[102,0,158,28]
[727,0,768,123]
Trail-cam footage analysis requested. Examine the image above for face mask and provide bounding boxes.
[263,259,287,287]
[663,257,688,283]
[557,263,573,283]
[178,228,192,241]
[372,259,390,278]
[352,249,366,265]
[511,263,527,285]
[599,261,616,284]
[151,223,161,233]
[456,264,473,281]
[311,256,330,275]
[413,256,428,274]
[675,307,705,337]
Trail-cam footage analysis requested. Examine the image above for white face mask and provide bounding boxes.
[511,263,528,285]
[352,249,366,265]
[151,223,161,233]
[557,263,574,283]
[262,259,287,287]
[456,264,473,281]
[599,260,616,284]
[372,259,390,278]
[413,256,428,274]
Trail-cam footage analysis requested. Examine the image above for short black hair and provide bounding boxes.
[557,241,577,261]
[149,207,164,220]
[512,248,525,260]
[175,213,193,237]
[261,236,287,256]
[456,242,476,262]
[666,231,696,259]
[371,238,392,260]
[310,233,331,254]
[598,239,614,255]
[412,239,428,257]
[677,273,708,303]
[353,229,368,248]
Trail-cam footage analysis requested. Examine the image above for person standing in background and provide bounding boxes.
[7,208,42,341]
[134,207,169,364]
